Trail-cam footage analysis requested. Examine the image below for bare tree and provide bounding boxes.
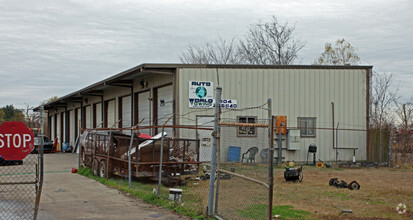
[394,99,413,143]
[371,72,399,128]
[315,39,360,65]
[395,101,413,129]
[180,38,241,64]
[239,16,305,65]
[23,103,40,128]
[180,16,304,65]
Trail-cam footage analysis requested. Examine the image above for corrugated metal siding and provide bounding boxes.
[178,68,367,162]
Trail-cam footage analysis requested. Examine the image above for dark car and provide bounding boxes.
[31,136,54,153]
[0,155,23,165]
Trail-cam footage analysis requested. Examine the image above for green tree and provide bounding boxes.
[0,108,4,124]
[315,39,360,65]
[41,96,59,105]
[1,105,25,122]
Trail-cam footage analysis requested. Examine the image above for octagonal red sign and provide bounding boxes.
[0,121,34,160]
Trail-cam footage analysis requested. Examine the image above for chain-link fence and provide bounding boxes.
[215,123,271,220]
[0,143,41,220]
[390,128,413,166]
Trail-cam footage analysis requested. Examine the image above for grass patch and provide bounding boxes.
[236,204,309,220]
[77,167,208,219]
[322,191,350,201]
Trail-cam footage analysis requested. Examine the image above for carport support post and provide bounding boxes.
[128,127,135,190]
[208,86,222,217]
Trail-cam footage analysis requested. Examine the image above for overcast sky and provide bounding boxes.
[0,0,412,110]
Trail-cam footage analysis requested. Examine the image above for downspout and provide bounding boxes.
[332,102,335,159]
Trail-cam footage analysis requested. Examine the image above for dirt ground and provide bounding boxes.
[280,166,412,219]
[185,163,413,219]
[271,165,412,219]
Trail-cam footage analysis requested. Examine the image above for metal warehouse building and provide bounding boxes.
[39,64,372,163]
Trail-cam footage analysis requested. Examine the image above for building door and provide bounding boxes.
[137,91,151,135]
[106,100,116,128]
[95,103,102,128]
[85,106,91,129]
[121,96,132,128]
[197,116,214,162]
[56,113,61,144]
[69,110,75,145]
[51,115,55,140]
[156,85,173,137]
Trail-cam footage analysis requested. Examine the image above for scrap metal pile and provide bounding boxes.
[79,129,201,187]
[329,178,360,190]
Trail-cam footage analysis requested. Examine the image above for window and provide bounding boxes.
[238,116,257,137]
[298,117,316,137]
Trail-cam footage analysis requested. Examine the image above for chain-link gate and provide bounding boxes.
[215,123,271,220]
[0,111,44,220]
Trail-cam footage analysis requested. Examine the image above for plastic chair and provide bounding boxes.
[241,147,259,163]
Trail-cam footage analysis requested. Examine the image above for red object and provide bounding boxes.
[138,133,153,139]
[0,121,34,160]
[72,168,78,173]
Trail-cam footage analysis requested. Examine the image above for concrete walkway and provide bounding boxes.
[37,153,188,220]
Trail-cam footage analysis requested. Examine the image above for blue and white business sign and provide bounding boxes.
[189,81,214,108]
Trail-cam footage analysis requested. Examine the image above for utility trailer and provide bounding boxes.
[79,129,201,185]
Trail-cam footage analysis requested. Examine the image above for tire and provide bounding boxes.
[92,159,99,176]
[348,181,360,190]
[99,160,106,178]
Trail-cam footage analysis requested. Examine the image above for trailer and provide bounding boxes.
[79,129,201,184]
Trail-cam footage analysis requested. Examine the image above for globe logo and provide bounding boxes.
[195,86,207,98]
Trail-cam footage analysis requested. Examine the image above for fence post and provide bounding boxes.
[268,99,273,220]
[34,106,44,220]
[388,124,391,167]
[128,127,135,190]
[208,86,222,217]
[214,98,222,215]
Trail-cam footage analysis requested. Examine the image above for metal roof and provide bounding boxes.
[35,63,373,111]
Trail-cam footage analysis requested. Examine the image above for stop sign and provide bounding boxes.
[0,121,34,160]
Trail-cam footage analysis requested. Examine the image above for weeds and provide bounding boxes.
[77,167,207,219]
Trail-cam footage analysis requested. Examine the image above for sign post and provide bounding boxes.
[0,121,34,161]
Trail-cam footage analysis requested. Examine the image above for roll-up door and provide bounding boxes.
[85,106,91,129]
[56,113,61,143]
[157,85,173,137]
[51,115,55,140]
[95,103,102,128]
[62,112,66,142]
[122,96,132,128]
[138,91,151,135]
[69,110,75,145]
[107,100,116,128]
[76,108,81,140]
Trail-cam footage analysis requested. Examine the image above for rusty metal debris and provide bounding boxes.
[329,178,360,190]
[79,129,201,187]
